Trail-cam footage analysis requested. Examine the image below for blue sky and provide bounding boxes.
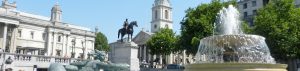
[14,0,211,43]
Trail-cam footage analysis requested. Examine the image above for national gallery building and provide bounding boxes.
[0,0,95,70]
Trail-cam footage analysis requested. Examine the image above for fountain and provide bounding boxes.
[185,5,287,71]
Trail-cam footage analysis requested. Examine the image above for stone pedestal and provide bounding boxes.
[109,41,140,71]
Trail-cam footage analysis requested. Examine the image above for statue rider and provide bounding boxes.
[123,19,129,30]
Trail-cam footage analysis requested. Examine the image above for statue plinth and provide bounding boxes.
[109,41,140,71]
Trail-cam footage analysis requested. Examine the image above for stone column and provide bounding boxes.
[46,29,52,56]
[143,45,146,61]
[62,34,66,57]
[91,41,94,59]
[138,45,143,61]
[167,53,173,64]
[2,23,7,51]
[159,55,162,68]
[183,50,186,65]
[65,35,69,57]
[12,26,18,53]
[148,47,151,62]
[52,32,57,56]
[10,26,18,53]
[174,53,177,63]
[83,39,87,59]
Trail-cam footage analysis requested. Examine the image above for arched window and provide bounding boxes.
[165,24,169,28]
[155,10,158,19]
[165,10,169,19]
[154,24,157,29]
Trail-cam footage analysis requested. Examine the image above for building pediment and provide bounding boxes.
[132,31,153,45]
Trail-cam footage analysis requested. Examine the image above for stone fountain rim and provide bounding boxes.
[201,34,266,41]
[185,63,287,69]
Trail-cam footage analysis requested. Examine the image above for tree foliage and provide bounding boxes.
[146,28,177,55]
[254,0,300,60]
[241,21,253,34]
[179,0,237,55]
[94,32,110,52]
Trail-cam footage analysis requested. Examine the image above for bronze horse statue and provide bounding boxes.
[118,21,138,42]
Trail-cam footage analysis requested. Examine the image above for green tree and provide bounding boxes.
[94,32,110,52]
[241,21,253,34]
[254,0,300,60]
[146,28,177,55]
[179,0,237,55]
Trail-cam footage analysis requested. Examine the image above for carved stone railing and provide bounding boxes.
[37,56,51,62]
[0,52,87,68]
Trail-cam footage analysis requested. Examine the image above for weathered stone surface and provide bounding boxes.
[109,41,140,71]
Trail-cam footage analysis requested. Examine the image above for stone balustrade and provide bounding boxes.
[0,52,86,68]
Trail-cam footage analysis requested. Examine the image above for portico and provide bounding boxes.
[0,19,19,53]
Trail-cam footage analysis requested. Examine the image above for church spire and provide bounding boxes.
[51,3,62,23]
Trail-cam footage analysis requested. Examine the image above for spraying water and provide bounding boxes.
[195,5,275,64]
[214,5,242,35]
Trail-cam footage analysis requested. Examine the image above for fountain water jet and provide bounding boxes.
[185,5,287,71]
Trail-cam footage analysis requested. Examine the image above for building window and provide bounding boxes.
[154,24,157,29]
[243,3,247,9]
[263,0,270,6]
[253,10,257,15]
[81,41,84,47]
[252,1,256,7]
[155,10,158,19]
[165,24,169,28]
[58,36,61,42]
[18,30,22,37]
[39,49,45,55]
[165,10,169,19]
[42,33,46,41]
[16,47,21,54]
[244,12,248,18]
[56,50,61,56]
[30,31,34,39]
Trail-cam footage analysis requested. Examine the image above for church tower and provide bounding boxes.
[151,0,173,33]
[51,3,62,23]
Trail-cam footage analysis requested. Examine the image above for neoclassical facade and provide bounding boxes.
[0,0,95,59]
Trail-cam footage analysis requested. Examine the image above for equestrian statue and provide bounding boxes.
[118,19,138,42]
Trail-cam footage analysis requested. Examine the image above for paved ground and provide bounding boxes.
[140,68,184,71]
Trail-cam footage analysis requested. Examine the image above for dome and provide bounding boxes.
[154,0,171,7]
[51,4,61,12]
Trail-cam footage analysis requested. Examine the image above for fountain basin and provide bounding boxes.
[185,63,287,71]
[196,35,275,63]
[188,5,287,71]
